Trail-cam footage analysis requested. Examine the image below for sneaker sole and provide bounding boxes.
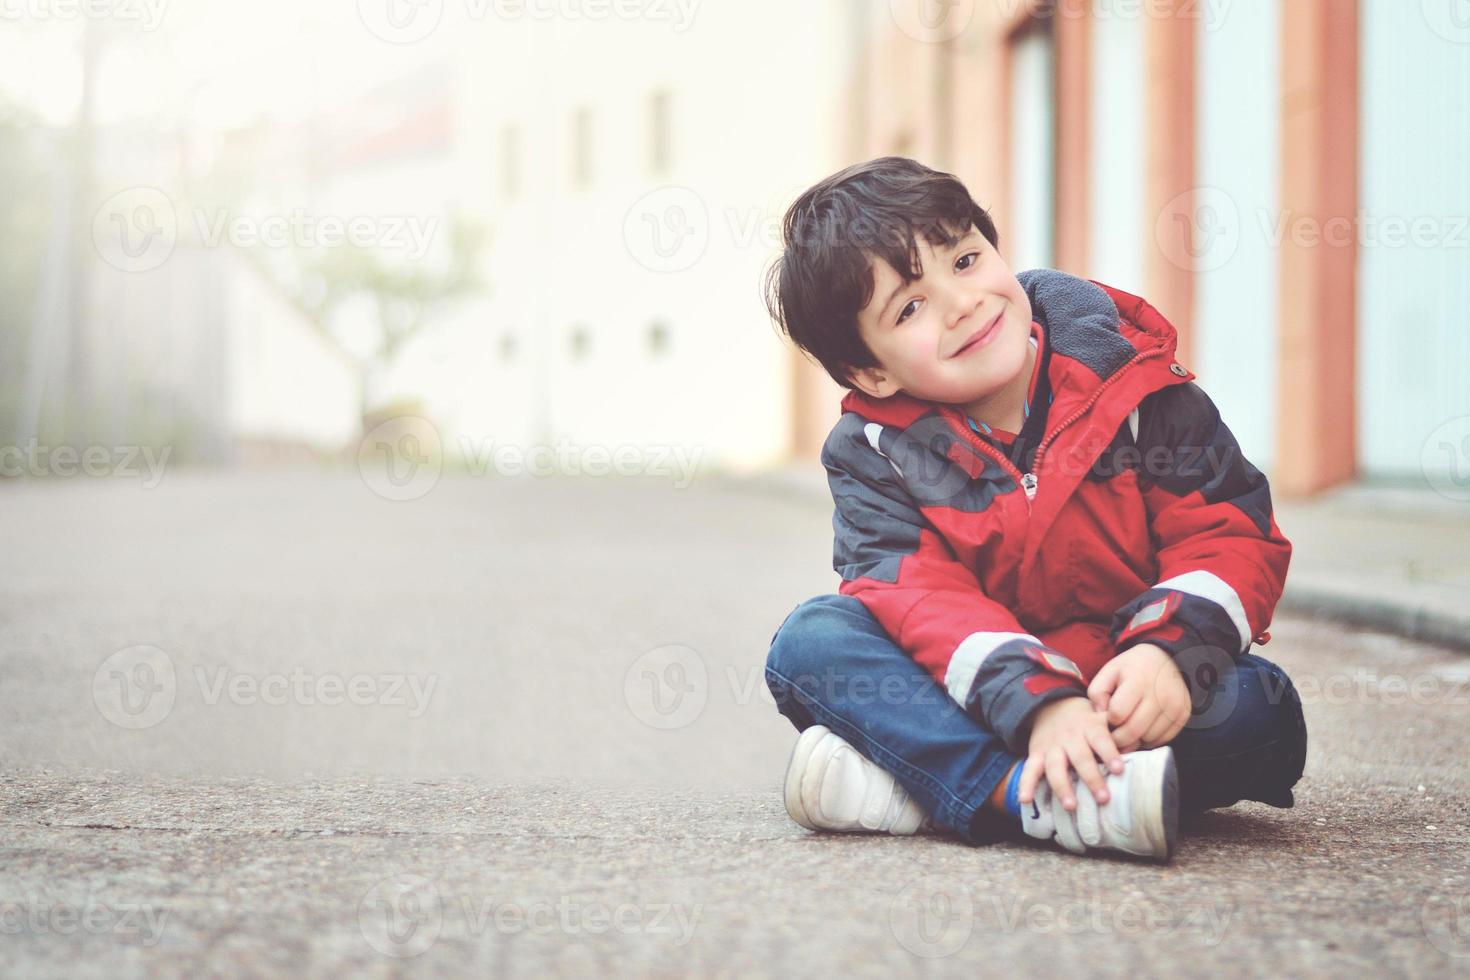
[783,724,832,831]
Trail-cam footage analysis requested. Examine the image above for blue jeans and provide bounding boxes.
[765,594,1308,844]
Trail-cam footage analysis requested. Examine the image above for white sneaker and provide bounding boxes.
[1020,745,1179,862]
[782,725,932,835]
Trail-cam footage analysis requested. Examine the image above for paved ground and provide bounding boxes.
[3,469,1469,977]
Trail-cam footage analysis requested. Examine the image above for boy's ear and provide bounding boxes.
[847,365,901,399]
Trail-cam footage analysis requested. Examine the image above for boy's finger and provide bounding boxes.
[1139,710,1176,749]
[1068,739,1110,805]
[1045,749,1076,811]
[1086,725,1125,775]
[1109,702,1155,750]
[1016,754,1044,805]
[1106,680,1143,727]
[1087,662,1118,712]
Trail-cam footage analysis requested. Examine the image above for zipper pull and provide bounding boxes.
[1021,473,1038,500]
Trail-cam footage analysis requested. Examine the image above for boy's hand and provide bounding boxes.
[1088,643,1192,752]
[1016,696,1124,814]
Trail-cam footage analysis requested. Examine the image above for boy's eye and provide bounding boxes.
[955,251,981,271]
[896,299,920,324]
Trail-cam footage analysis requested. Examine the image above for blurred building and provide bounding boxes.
[792,0,1470,498]
[448,1,860,472]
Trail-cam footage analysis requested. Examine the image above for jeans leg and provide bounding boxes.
[765,594,1023,843]
[1168,652,1308,812]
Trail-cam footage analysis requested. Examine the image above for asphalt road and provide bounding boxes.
[2,469,1468,977]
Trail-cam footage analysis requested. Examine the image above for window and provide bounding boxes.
[1007,17,1057,271]
[649,90,671,174]
[571,107,593,187]
[501,123,520,199]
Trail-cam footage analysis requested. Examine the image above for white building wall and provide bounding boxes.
[1087,2,1147,296]
[1194,0,1280,472]
[1357,0,1470,480]
[448,1,852,473]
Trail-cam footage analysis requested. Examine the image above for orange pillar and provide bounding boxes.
[1143,1,1197,369]
[1276,0,1358,496]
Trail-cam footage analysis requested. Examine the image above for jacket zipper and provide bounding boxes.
[946,347,1174,512]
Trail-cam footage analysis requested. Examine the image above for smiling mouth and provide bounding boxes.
[950,309,1004,358]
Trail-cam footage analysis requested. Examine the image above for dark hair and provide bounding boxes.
[762,156,1000,389]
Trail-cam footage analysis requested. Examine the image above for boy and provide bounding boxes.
[762,157,1306,862]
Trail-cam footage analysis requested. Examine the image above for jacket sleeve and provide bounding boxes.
[822,413,1087,754]
[1109,382,1293,662]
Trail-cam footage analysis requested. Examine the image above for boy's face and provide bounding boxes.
[848,227,1033,410]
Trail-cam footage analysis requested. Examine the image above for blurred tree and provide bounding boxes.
[241,214,487,430]
[0,97,53,449]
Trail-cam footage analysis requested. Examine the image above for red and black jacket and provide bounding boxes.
[820,269,1292,754]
